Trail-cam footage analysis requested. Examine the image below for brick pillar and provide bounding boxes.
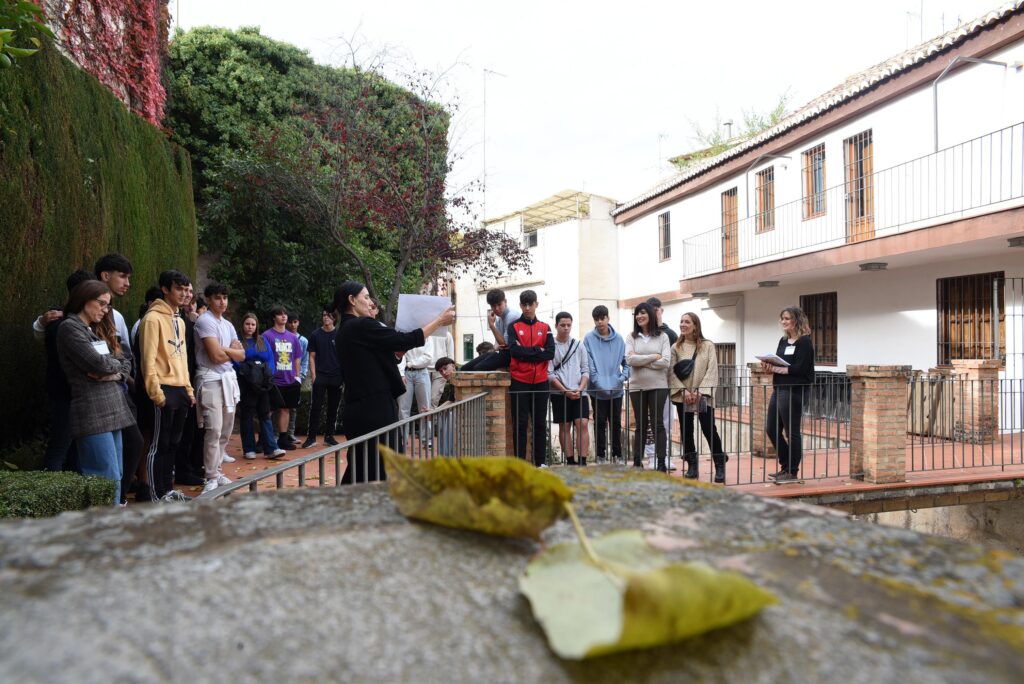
[747,363,775,459]
[452,371,512,457]
[950,359,1001,445]
[848,365,912,484]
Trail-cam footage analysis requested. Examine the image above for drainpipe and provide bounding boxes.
[745,153,791,218]
[932,55,1022,152]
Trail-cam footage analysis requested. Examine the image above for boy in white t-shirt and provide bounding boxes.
[193,283,246,493]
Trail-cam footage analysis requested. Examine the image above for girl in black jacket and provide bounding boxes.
[333,282,455,483]
[761,306,815,482]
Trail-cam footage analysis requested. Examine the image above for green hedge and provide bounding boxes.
[0,471,118,518]
[0,46,197,449]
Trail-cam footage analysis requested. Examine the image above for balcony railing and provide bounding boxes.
[682,121,1024,278]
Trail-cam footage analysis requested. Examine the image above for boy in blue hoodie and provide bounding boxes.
[584,305,630,463]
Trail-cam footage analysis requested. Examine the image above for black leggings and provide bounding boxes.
[628,388,668,461]
[674,402,725,458]
[308,381,343,438]
[341,393,397,484]
[766,387,804,475]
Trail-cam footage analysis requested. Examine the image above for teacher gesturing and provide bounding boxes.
[333,281,456,483]
[761,306,815,483]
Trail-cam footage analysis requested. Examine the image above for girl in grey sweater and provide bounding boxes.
[625,303,670,470]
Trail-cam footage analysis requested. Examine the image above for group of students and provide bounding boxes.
[36,255,353,504]
[468,288,816,484]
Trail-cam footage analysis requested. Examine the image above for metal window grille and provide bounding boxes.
[936,272,1005,365]
[721,188,738,270]
[658,211,671,261]
[755,167,775,232]
[522,231,538,249]
[799,292,838,365]
[843,129,874,241]
[802,144,826,219]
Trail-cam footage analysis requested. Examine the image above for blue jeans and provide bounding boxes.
[239,399,279,455]
[77,430,123,505]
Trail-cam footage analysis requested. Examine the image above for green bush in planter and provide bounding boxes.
[0,471,117,518]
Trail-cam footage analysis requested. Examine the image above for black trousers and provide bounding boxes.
[593,395,623,460]
[341,393,397,484]
[675,402,725,458]
[308,380,343,438]
[766,387,804,475]
[628,388,668,462]
[510,379,549,466]
[147,386,190,497]
[120,398,143,504]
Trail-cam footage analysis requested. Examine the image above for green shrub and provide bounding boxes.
[0,471,117,518]
[0,44,197,449]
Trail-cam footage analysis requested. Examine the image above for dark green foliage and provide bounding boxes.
[0,471,117,518]
[1,438,45,471]
[0,45,197,449]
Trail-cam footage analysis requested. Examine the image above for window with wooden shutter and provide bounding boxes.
[799,292,837,366]
[802,144,826,219]
[755,167,775,233]
[936,272,1005,365]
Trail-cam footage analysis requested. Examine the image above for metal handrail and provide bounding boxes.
[200,392,488,500]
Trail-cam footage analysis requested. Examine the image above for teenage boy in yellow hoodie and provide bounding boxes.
[139,270,195,502]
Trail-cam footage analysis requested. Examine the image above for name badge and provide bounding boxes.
[92,340,111,355]
[784,345,796,355]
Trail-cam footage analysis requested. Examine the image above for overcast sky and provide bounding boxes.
[174,0,1005,219]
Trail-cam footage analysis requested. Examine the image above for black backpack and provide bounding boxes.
[238,357,273,391]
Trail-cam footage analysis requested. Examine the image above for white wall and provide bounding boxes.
[738,255,1023,377]
[624,38,1024,281]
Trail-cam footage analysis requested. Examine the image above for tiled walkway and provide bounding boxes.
[174,432,1024,505]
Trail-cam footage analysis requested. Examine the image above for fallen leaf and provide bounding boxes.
[520,530,777,659]
[379,446,572,539]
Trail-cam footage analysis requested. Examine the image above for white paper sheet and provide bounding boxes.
[755,354,791,367]
[395,294,452,338]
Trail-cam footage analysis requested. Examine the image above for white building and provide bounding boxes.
[453,190,618,362]
[614,3,1024,382]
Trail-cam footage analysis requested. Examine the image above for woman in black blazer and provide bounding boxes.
[333,281,455,483]
[761,306,815,483]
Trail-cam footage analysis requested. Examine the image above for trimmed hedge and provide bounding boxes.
[0,45,197,449]
[0,471,118,518]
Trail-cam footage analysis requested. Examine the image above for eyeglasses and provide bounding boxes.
[94,299,111,310]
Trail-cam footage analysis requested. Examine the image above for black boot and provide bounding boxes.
[713,453,728,484]
[580,457,587,467]
[684,453,699,479]
[632,457,644,469]
[656,457,667,473]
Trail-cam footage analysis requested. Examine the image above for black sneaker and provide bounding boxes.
[175,471,204,486]
[301,437,317,449]
[279,440,296,451]
[324,436,339,446]
[565,457,578,466]
[774,471,800,483]
[767,469,789,480]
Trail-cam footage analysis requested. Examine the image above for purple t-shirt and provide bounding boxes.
[263,328,301,386]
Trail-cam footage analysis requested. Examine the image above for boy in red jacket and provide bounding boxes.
[507,290,555,467]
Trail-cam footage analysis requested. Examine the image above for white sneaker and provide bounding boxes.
[270,448,286,458]
[222,453,236,463]
[539,464,549,469]
[244,452,257,460]
[216,474,232,486]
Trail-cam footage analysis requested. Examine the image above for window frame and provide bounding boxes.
[936,272,1005,366]
[801,144,827,220]
[522,231,538,249]
[755,166,775,233]
[799,291,838,366]
[658,211,671,261]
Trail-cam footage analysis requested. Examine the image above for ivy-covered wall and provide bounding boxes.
[0,45,196,448]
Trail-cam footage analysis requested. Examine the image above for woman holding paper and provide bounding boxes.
[761,306,815,483]
[333,281,455,483]
[56,280,136,505]
[669,312,728,483]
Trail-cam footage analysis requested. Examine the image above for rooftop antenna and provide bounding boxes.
[482,68,506,222]
[723,119,734,140]
[657,132,668,172]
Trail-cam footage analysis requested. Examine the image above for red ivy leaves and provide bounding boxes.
[57,0,167,125]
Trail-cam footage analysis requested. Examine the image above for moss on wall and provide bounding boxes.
[0,46,197,448]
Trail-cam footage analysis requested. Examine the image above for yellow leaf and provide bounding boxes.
[379,446,572,540]
[520,530,777,659]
